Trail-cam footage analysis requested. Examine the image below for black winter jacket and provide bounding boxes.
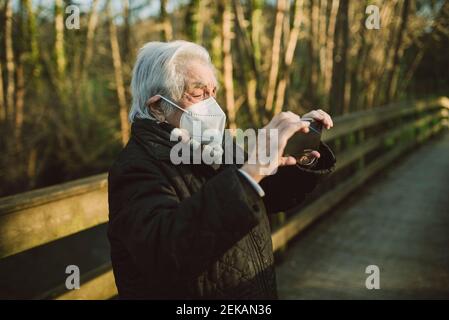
[107,118,336,299]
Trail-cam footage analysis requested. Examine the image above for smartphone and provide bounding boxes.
[284,118,323,166]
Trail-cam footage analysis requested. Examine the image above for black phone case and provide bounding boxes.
[284,120,323,159]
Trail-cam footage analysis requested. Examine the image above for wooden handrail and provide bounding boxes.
[0,174,109,259]
[321,97,445,141]
[0,97,447,300]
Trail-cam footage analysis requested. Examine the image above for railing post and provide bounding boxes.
[357,129,365,171]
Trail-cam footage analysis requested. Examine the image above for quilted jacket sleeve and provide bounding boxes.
[107,160,265,281]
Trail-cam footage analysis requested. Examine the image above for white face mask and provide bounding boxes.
[156,94,226,147]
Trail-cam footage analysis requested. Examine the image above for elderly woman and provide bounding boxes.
[107,40,336,299]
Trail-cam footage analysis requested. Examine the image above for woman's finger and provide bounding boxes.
[310,150,321,158]
[317,109,333,128]
[267,111,299,129]
[313,110,329,129]
[279,156,297,166]
[278,120,310,139]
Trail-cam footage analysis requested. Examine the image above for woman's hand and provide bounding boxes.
[302,109,334,129]
[241,110,334,183]
[241,112,312,183]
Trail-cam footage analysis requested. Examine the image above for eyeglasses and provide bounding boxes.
[183,86,217,101]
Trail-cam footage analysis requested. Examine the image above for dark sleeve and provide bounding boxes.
[260,141,336,214]
[107,161,264,281]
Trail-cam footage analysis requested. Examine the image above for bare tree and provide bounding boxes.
[108,2,130,145]
[160,0,173,41]
[324,0,340,94]
[385,0,410,103]
[5,0,15,123]
[364,1,396,108]
[348,1,368,112]
[250,0,263,70]
[84,0,100,72]
[308,0,319,96]
[15,63,25,143]
[318,0,329,93]
[232,0,263,127]
[274,0,304,115]
[221,0,236,129]
[23,0,39,77]
[122,0,132,60]
[54,0,66,78]
[329,0,349,115]
[186,0,204,43]
[0,61,5,122]
[265,0,288,116]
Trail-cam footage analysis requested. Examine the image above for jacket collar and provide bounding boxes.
[130,118,243,176]
[131,118,228,159]
[131,118,178,161]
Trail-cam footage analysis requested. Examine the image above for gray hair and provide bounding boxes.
[129,40,216,123]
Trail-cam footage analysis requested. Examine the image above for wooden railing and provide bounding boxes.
[0,97,448,300]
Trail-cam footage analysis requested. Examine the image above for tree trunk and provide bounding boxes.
[210,2,223,72]
[5,0,15,123]
[15,63,25,144]
[318,0,328,93]
[349,2,367,112]
[108,2,130,145]
[250,0,263,71]
[221,0,236,130]
[371,1,399,106]
[0,61,5,122]
[15,0,27,143]
[160,0,173,41]
[24,0,40,76]
[385,0,410,103]
[186,0,203,43]
[400,47,424,94]
[265,0,287,116]
[232,0,263,127]
[54,0,66,78]
[122,0,132,58]
[309,0,319,96]
[324,0,339,94]
[85,0,100,70]
[329,0,349,116]
[274,0,304,115]
[75,0,99,114]
[367,1,396,108]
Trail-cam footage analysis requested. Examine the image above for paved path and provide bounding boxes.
[276,132,449,299]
